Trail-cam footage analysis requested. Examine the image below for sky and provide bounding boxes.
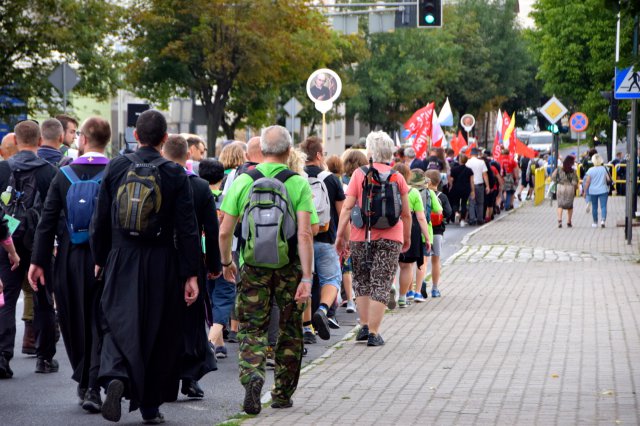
[518,0,536,28]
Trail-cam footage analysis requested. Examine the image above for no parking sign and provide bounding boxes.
[569,112,588,133]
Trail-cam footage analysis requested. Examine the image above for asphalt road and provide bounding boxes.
[0,215,491,426]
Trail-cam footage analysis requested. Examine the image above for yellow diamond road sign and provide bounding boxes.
[540,96,568,124]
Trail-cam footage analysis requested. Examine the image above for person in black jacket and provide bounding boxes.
[90,110,201,423]
[162,134,220,399]
[0,120,58,378]
[29,117,112,411]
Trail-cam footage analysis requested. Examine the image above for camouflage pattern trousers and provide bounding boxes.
[237,262,304,403]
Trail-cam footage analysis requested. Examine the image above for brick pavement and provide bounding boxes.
[241,197,640,425]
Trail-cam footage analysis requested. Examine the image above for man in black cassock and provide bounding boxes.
[162,134,220,398]
[29,117,112,412]
[90,110,201,423]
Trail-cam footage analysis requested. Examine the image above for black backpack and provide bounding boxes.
[114,154,169,238]
[360,164,402,230]
[3,167,44,250]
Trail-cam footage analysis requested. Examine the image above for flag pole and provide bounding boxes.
[322,113,326,145]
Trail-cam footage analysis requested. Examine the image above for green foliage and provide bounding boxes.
[127,0,353,152]
[0,0,125,119]
[530,0,636,136]
[346,0,539,131]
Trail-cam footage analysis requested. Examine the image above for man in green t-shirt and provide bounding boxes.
[219,125,314,415]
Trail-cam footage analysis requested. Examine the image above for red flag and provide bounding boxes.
[451,131,467,156]
[404,103,435,138]
[515,138,536,159]
[413,124,431,159]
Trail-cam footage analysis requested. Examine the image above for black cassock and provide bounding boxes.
[180,173,221,381]
[32,160,108,391]
[90,147,200,411]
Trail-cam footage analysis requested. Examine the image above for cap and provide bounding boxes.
[470,147,479,155]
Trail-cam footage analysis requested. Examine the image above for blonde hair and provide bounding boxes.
[287,148,307,175]
[219,141,246,170]
[591,153,604,166]
[342,149,367,177]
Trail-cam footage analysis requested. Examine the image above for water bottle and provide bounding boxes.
[1,186,12,205]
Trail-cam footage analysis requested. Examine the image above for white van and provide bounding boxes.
[526,131,553,154]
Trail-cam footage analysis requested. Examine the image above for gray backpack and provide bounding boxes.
[240,169,298,269]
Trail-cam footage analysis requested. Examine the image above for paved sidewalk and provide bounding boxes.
[241,197,640,425]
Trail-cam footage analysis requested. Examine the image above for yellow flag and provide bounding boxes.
[502,112,516,146]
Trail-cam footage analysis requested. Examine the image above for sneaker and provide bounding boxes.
[413,293,426,303]
[142,411,165,424]
[454,212,461,224]
[302,347,308,357]
[592,223,598,228]
[327,316,340,329]
[398,297,406,309]
[601,220,605,228]
[586,203,591,213]
[346,300,357,313]
[355,325,369,342]
[181,379,204,398]
[0,354,13,379]
[265,346,275,369]
[406,291,415,301]
[35,358,59,373]
[102,379,124,422]
[215,345,228,359]
[420,281,429,299]
[460,220,467,228]
[77,385,87,405]
[303,330,317,344]
[82,388,103,413]
[312,308,331,340]
[387,287,397,310]
[367,333,385,347]
[432,288,441,298]
[243,375,264,415]
[271,399,293,409]
[227,331,238,343]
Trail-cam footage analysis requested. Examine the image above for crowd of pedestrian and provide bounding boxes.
[1,112,608,424]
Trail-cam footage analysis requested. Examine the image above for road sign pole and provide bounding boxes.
[62,65,67,113]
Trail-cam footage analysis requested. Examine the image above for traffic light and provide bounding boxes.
[417,0,442,28]
[547,123,559,134]
[600,89,619,121]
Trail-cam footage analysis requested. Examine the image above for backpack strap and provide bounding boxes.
[60,166,80,184]
[274,169,297,184]
[317,170,332,182]
[246,168,265,182]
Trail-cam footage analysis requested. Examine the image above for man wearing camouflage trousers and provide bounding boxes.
[218,125,316,415]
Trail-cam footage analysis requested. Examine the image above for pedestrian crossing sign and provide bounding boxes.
[615,66,640,99]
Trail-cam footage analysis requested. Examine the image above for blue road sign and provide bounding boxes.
[615,67,640,99]
[569,112,588,132]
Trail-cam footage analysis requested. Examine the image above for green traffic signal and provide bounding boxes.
[425,14,435,24]
[547,124,559,134]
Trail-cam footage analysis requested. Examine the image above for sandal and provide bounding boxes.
[558,220,562,228]
[567,222,572,228]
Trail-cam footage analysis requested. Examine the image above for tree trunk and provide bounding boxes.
[203,82,232,158]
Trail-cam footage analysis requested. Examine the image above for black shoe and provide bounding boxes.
[243,375,264,415]
[181,379,204,398]
[102,379,124,422]
[227,331,238,343]
[327,316,340,329]
[82,388,103,413]
[35,358,59,373]
[420,281,429,299]
[303,330,317,344]
[367,333,385,347]
[271,399,293,409]
[142,411,165,424]
[0,354,13,379]
[355,325,369,342]
[77,385,87,405]
[312,308,331,340]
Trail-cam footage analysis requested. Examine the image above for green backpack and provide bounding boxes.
[115,154,169,238]
[240,168,298,269]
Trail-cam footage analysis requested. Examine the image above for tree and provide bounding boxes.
[0,0,125,120]
[127,0,344,155]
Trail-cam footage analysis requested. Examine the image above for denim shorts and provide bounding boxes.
[313,241,342,291]
[206,276,237,326]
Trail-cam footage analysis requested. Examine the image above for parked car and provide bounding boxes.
[526,131,553,154]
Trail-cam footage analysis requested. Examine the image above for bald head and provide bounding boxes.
[246,136,264,163]
[1,133,18,160]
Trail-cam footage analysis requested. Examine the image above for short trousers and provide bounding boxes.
[313,241,341,291]
[206,276,237,326]
[341,256,352,274]
[430,234,443,257]
[350,239,402,305]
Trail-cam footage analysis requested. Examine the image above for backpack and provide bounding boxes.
[240,169,298,269]
[114,153,169,238]
[360,165,402,230]
[418,188,432,224]
[486,160,497,189]
[60,166,104,244]
[307,170,332,233]
[3,167,45,251]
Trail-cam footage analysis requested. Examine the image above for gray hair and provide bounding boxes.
[592,153,604,166]
[261,125,292,156]
[365,130,394,163]
[405,147,416,159]
[41,118,63,141]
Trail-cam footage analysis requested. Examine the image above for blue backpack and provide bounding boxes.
[60,166,104,244]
